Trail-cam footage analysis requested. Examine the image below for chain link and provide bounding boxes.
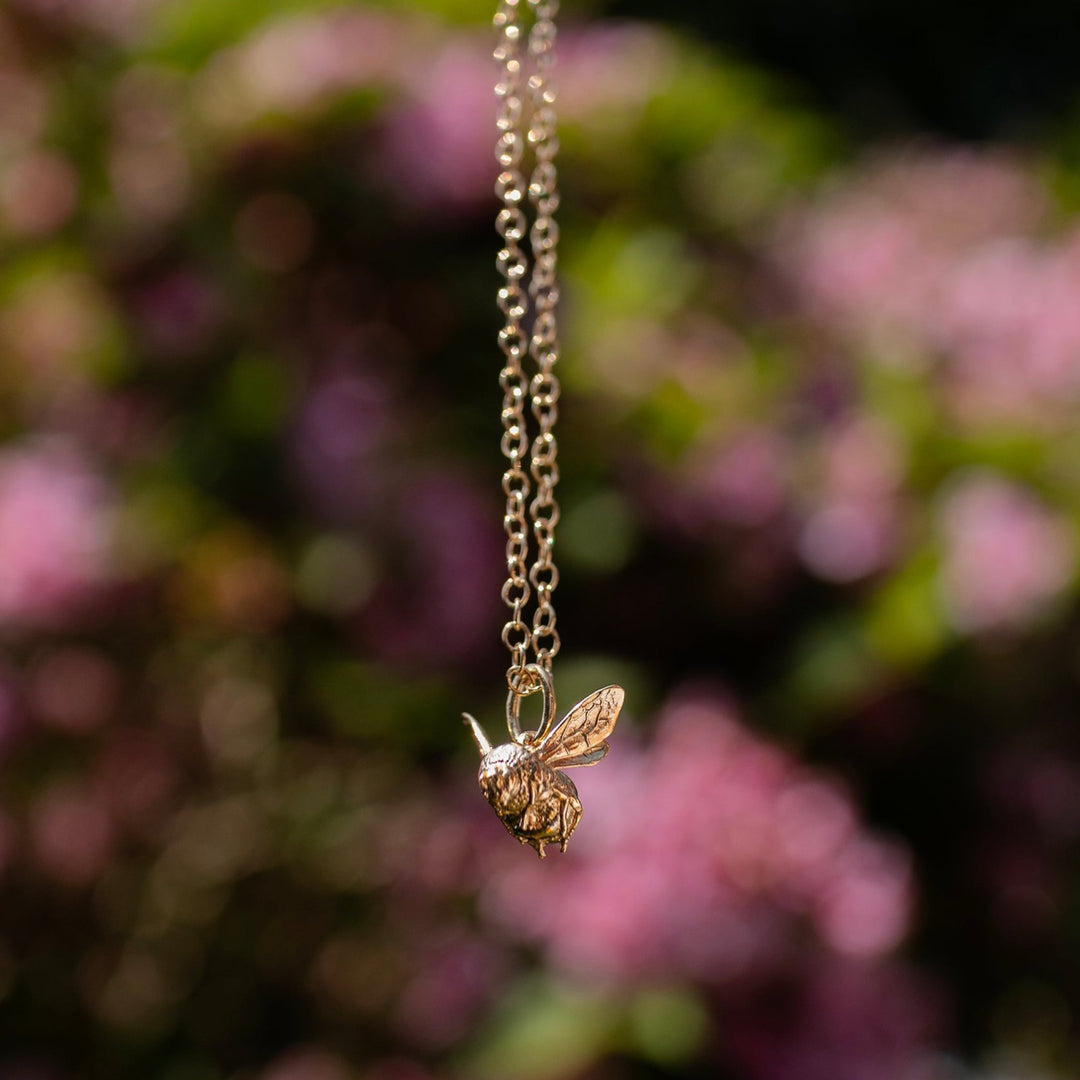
[494,0,532,678]
[495,0,563,689]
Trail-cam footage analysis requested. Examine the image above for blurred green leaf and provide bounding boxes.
[309,659,454,751]
[778,617,881,729]
[145,0,342,67]
[554,655,652,725]
[627,986,709,1066]
[217,353,293,438]
[864,557,951,670]
[560,490,638,573]
[461,978,619,1080]
[628,378,712,458]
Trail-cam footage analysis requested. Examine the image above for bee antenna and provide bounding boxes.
[462,713,492,755]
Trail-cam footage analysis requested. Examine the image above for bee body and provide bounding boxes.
[478,743,582,856]
[464,665,623,858]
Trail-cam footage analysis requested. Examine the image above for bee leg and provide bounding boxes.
[559,796,577,852]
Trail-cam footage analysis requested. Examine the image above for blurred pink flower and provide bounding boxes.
[393,930,507,1049]
[359,470,502,671]
[481,688,914,981]
[290,357,501,668]
[558,25,678,120]
[694,429,790,527]
[798,416,905,583]
[726,957,941,1080]
[92,731,178,834]
[108,69,191,227]
[290,365,400,523]
[199,9,408,129]
[29,781,114,887]
[780,149,1045,347]
[799,500,895,584]
[46,388,166,465]
[938,473,1075,632]
[28,647,118,733]
[813,838,913,956]
[374,786,494,900]
[381,691,934,1079]
[374,43,495,213]
[664,415,906,586]
[0,149,78,237]
[819,415,905,502]
[779,148,1080,426]
[366,1062,437,1080]
[0,440,114,628]
[129,268,224,360]
[260,1047,351,1080]
[937,235,1080,422]
[0,270,115,390]
[373,22,678,214]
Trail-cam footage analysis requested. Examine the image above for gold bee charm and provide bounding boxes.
[463,664,623,857]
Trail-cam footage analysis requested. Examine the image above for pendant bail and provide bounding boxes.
[506,661,555,743]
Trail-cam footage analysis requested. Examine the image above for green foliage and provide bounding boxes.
[0,2,1077,1078]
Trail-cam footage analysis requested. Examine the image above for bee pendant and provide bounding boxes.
[463,664,624,858]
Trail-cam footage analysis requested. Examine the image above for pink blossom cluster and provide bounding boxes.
[470,688,937,1079]
[258,1047,352,1080]
[679,415,905,586]
[796,414,905,584]
[27,723,176,887]
[291,362,502,670]
[725,955,940,1080]
[937,472,1076,632]
[0,439,113,629]
[372,20,677,212]
[375,689,935,1077]
[390,928,508,1051]
[211,15,656,217]
[779,148,1080,426]
[375,44,502,214]
[482,688,913,979]
[374,24,675,213]
[357,470,503,671]
[194,9,411,131]
[290,365,400,523]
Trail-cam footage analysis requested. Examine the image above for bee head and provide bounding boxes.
[478,742,532,815]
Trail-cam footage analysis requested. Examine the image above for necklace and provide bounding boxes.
[462,0,624,858]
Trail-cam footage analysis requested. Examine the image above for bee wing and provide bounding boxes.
[536,685,623,769]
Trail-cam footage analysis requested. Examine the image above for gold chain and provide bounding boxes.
[469,15,623,851]
[494,0,562,690]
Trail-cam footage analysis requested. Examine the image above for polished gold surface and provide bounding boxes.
[465,665,624,857]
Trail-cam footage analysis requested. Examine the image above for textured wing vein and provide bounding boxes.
[537,685,623,769]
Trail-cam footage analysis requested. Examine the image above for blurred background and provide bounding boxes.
[0,0,1079,1078]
